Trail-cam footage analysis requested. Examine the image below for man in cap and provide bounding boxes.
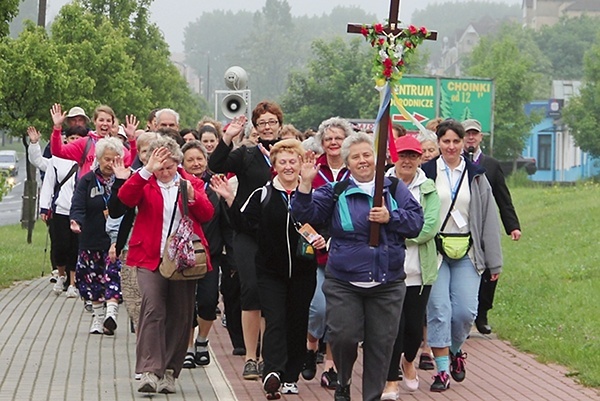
[462,119,521,334]
[65,106,91,129]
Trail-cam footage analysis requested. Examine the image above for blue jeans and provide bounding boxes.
[427,255,480,352]
[307,266,326,340]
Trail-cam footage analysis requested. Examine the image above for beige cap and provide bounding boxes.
[462,119,481,132]
[66,106,90,123]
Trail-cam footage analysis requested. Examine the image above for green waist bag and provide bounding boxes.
[435,233,472,260]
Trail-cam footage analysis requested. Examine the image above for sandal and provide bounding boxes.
[195,340,210,366]
[183,352,196,368]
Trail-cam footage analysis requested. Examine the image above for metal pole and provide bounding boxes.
[38,0,47,27]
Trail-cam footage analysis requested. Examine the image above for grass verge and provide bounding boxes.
[0,222,50,289]
[495,182,600,387]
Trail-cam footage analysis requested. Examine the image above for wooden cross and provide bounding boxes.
[348,0,437,246]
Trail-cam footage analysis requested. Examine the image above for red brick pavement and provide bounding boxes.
[209,316,599,401]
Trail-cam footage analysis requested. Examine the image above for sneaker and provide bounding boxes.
[450,351,467,382]
[138,372,159,393]
[50,269,59,283]
[258,360,264,378]
[301,350,317,380]
[134,373,142,380]
[281,382,299,394]
[89,316,103,335]
[84,300,93,313]
[103,303,118,336]
[418,352,435,370]
[53,276,65,295]
[263,371,281,400]
[430,371,450,392]
[157,369,176,394]
[195,340,210,366]
[334,384,351,401]
[221,313,227,327]
[183,352,196,369]
[242,359,260,380]
[316,351,324,364]
[321,367,338,390]
[65,285,79,298]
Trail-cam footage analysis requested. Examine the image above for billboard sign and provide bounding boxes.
[390,76,494,133]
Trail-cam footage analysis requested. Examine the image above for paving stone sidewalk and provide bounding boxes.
[1,277,598,401]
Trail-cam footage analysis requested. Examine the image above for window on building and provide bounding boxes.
[538,134,552,171]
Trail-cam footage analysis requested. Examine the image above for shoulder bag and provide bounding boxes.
[159,179,208,280]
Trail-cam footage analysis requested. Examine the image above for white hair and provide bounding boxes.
[95,137,124,159]
[315,117,354,145]
[156,108,180,125]
[341,132,373,165]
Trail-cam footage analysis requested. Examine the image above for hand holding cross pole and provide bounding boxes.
[347,0,436,246]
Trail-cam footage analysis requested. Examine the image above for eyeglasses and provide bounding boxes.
[256,119,279,128]
[398,152,421,160]
[322,136,345,143]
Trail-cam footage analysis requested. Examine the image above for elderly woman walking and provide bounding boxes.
[292,132,424,401]
[70,137,124,335]
[118,137,214,394]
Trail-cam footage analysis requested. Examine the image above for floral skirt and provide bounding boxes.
[76,250,121,302]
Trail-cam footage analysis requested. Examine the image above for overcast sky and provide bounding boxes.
[46,0,520,52]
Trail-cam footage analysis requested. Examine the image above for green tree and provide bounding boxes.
[465,24,549,161]
[534,15,600,81]
[0,0,20,38]
[563,31,600,158]
[0,22,67,135]
[280,38,378,130]
[75,0,206,126]
[50,3,152,120]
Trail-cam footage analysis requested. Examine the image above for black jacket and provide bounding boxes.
[208,140,272,204]
[227,181,316,279]
[70,170,112,251]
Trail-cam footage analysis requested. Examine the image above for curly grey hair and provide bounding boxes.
[147,136,183,163]
[341,132,373,165]
[315,117,354,146]
[95,137,124,159]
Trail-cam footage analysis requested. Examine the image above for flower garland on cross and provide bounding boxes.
[361,22,430,88]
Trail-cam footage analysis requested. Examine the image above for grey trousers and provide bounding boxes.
[136,268,196,378]
[323,276,405,401]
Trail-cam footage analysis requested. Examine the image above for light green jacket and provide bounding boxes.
[405,178,441,286]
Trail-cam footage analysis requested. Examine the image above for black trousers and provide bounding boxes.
[477,268,497,319]
[220,250,244,350]
[387,285,431,381]
[258,271,316,383]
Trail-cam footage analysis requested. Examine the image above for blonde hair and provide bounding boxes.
[269,139,304,165]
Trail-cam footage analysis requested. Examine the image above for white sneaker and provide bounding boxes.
[281,382,299,395]
[104,303,118,335]
[138,372,158,393]
[134,373,142,380]
[84,300,93,313]
[157,369,176,394]
[90,318,103,335]
[65,286,79,298]
[52,276,65,295]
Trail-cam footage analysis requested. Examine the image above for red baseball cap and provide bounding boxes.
[394,135,422,155]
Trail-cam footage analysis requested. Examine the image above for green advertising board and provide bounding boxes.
[439,78,493,132]
[390,76,494,133]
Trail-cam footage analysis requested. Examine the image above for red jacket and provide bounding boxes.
[118,168,214,271]
[51,128,136,176]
